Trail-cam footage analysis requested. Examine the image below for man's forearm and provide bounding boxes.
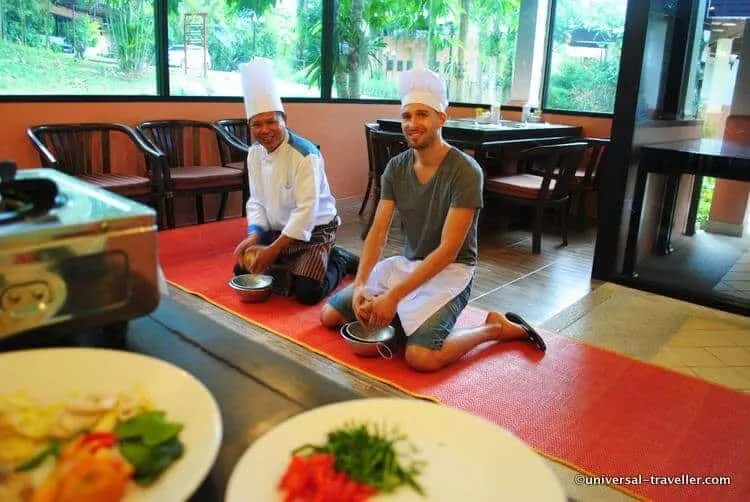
[270,233,295,254]
[354,228,387,289]
[387,246,458,302]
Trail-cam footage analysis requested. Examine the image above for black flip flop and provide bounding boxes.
[505,312,546,352]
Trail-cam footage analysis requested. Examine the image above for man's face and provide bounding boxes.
[250,111,286,152]
[400,103,446,150]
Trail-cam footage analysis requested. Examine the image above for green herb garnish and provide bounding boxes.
[115,411,184,486]
[293,422,426,496]
[14,439,60,472]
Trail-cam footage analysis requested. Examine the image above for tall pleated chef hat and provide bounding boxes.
[399,68,448,113]
[239,58,284,119]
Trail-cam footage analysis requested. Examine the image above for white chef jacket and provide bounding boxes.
[245,130,337,242]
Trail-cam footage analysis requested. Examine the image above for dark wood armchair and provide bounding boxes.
[479,141,589,253]
[136,119,248,229]
[568,138,609,230]
[27,122,165,226]
[361,125,411,239]
[360,123,379,217]
[216,118,250,170]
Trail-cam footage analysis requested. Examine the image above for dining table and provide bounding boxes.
[623,138,750,277]
[376,117,583,149]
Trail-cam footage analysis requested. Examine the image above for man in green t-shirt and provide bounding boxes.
[321,69,546,372]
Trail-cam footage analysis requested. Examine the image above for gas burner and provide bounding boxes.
[0,161,59,225]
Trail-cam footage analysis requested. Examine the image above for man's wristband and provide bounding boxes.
[247,224,265,236]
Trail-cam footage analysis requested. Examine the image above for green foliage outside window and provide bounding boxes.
[545,0,625,113]
[696,177,716,230]
[1,0,53,48]
[547,54,620,113]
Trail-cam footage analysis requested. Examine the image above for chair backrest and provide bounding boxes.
[217,118,250,145]
[368,127,411,184]
[27,123,160,177]
[474,136,576,176]
[511,142,589,200]
[137,119,226,168]
[364,122,378,179]
[216,118,250,163]
[579,137,609,189]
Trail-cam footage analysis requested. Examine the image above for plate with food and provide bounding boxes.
[0,348,222,501]
[225,398,565,501]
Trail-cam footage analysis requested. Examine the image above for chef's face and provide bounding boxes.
[400,103,446,150]
[250,111,286,152]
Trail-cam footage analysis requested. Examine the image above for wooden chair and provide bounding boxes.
[568,138,609,231]
[473,136,576,176]
[479,142,589,254]
[361,126,410,239]
[216,118,252,214]
[216,118,250,170]
[360,123,379,216]
[27,123,165,227]
[136,119,247,229]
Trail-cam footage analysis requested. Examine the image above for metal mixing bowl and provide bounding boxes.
[228,274,274,303]
[340,321,395,357]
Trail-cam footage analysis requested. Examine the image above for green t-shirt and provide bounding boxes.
[381,147,484,265]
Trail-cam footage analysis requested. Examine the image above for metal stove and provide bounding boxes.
[0,164,159,341]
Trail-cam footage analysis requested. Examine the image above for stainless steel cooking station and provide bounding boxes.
[0,168,159,340]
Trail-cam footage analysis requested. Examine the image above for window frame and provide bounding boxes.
[0,0,622,119]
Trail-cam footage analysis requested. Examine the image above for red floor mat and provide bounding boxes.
[159,219,750,501]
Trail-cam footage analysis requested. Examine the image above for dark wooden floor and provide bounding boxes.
[170,197,602,397]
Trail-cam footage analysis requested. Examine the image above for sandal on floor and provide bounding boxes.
[505,312,546,352]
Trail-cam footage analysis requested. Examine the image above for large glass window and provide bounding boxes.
[167,0,321,97]
[330,0,520,104]
[544,0,626,113]
[0,0,157,95]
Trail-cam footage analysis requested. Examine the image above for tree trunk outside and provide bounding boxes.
[295,0,305,69]
[347,0,364,98]
[427,0,438,71]
[332,0,347,97]
[454,0,469,101]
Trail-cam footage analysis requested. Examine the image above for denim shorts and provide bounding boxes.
[327,281,473,350]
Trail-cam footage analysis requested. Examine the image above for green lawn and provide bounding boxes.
[0,40,156,95]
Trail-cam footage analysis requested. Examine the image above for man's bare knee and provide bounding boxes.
[404,345,444,372]
[320,304,346,328]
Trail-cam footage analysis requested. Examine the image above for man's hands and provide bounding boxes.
[366,292,399,329]
[233,234,260,267]
[353,285,397,330]
[247,245,279,273]
[352,286,373,327]
[233,233,277,273]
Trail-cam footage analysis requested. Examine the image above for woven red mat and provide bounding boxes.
[159,219,750,501]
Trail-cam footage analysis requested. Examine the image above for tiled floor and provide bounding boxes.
[714,248,750,302]
[650,316,750,392]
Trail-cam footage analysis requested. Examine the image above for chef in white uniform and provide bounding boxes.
[233,58,358,305]
[321,68,546,371]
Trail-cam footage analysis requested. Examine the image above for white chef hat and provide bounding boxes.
[399,68,448,113]
[239,58,284,119]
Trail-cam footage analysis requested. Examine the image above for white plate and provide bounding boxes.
[226,398,565,502]
[0,348,222,502]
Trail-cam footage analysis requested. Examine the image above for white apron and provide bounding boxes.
[364,256,474,336]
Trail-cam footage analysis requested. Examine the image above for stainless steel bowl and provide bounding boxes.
[340,321,395,357]
[228,274,274,303]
